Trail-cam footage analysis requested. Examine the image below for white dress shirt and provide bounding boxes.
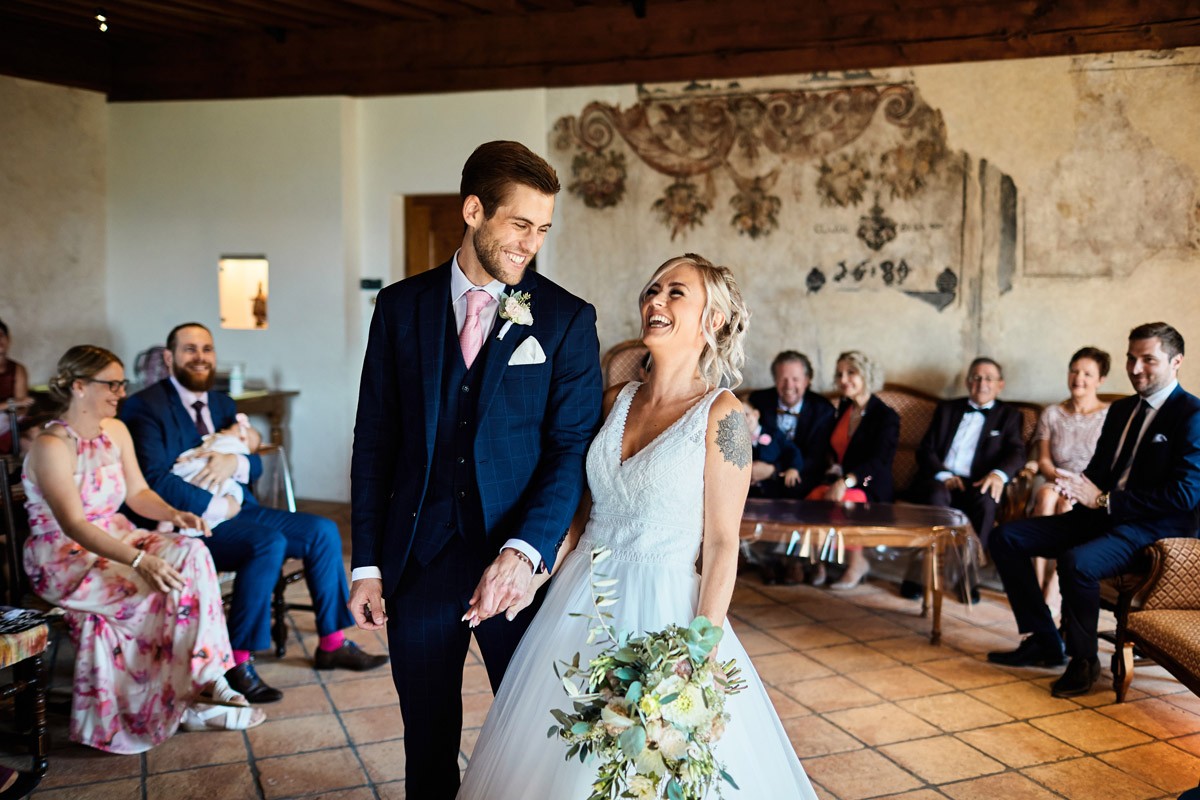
[1113,380,1177,491]
[169,375,251,521]
[936,402,1009,483]
[351,253,542,583]
[775,397,803,442]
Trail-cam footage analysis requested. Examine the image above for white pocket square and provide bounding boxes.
[988,430,1001,437]
[508,336,546,366]
[1152,433,1169,443]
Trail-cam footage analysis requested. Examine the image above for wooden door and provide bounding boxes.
[405,194,463,277]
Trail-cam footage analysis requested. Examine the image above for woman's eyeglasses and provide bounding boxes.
[82,378,130,393]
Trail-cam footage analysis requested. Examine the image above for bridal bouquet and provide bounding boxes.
[548,548,747,800]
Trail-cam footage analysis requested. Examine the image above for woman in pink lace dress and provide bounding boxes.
[22,346,264,754]
[1029,346,1111,612]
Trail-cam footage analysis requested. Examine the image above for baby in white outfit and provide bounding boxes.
[161,413,262,532]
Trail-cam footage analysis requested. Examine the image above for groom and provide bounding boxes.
[349,140,603,799]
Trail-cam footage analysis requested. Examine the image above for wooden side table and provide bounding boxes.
[233,390,299,449]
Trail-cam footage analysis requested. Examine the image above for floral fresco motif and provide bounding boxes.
[730,169,782,239]
[554,82,958,248]
[816,151,871,208]
[653,180,710,241]
[568,150,627,209]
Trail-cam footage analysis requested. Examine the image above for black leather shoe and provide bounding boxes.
[314,640,389,672]
[225,661,283,704]
[899,580,923,600]
[1051,656,1101,697]
[987,635,1066,667]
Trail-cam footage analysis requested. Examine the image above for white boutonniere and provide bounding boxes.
[496,290,533,340]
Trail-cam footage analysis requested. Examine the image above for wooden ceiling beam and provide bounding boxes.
[0,16,110,92]
[106,0,1200,101]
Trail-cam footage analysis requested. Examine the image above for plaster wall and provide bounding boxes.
[545,49,1200,403]
[0,77,108,383]
[106,97,352,499]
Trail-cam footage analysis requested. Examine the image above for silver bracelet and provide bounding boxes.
[504,548,536,573]
[130,551,145,570]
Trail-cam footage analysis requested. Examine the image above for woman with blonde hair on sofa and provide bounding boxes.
[806,351,899,589]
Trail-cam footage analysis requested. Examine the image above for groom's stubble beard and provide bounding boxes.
[472,224,528,287]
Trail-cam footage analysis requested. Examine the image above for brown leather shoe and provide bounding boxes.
[313,641,389,671]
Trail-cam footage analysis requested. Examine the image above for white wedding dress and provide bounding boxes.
[458,383,817,799]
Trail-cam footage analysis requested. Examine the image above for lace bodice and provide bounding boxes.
[579,382,728,567]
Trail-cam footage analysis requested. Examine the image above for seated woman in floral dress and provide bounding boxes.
[22,345,264,754]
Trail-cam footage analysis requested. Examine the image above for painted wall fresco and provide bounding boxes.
[554,79,972,313]
[544,51,1200,399]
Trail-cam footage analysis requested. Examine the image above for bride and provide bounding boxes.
[458,254,816,798]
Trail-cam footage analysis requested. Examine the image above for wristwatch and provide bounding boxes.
[1097,492,1110,510]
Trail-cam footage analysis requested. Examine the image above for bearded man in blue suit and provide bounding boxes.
[349,141,603,800]
[989,322,1200,698]
[122,323,389,706]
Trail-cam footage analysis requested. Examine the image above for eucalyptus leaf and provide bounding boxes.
[618,725,646,759]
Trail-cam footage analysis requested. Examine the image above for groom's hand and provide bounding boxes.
[465,550,535,627]
[349,578,387,631]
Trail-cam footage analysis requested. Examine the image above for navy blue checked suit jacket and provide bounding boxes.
[351,261,603,599]
[120,379,264,514]
[1083,385,1200,532]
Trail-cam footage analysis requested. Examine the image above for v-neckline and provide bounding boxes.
[617,382,709,466]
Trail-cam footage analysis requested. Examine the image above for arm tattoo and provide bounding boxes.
[716,410,751,469]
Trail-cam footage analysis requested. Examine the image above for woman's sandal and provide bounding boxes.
[182,703,266,732]
[198,675,250,708]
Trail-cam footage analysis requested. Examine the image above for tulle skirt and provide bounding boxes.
[457,548,817,799]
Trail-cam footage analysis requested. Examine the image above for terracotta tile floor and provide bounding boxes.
[7,500,1200,799]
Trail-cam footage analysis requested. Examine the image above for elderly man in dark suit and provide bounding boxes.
[747,351,836,583]
[349,141,603,800]
[902,357,1026,600]
[989,322,1200,697]
[748,351,836,498]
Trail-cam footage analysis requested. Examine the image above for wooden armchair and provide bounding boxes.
[1115,537,1200,701]
[601,339,648,388]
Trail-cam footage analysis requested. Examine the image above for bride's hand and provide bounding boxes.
[503,573,551,621]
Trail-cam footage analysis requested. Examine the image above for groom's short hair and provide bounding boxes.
[461,141,560,219]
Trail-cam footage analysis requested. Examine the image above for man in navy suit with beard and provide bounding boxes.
[348,141,603,799]
[988,322,1200,697]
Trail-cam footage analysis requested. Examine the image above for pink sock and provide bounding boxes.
[232,650,252,666]
[319,631,345,653]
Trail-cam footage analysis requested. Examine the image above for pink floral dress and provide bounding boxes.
[22,423,235,754]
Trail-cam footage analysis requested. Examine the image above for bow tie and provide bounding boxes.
[777,407,800,417]
[964,405,991,416]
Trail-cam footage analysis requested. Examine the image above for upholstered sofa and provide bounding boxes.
[602,339,1043,513]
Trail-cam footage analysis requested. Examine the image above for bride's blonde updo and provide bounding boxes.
[47,345,123,409]
[639,253,750,389]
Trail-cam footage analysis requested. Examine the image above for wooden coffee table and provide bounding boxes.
[741,498,980,644]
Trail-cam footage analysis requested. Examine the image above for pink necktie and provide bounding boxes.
[459,290,493,369]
